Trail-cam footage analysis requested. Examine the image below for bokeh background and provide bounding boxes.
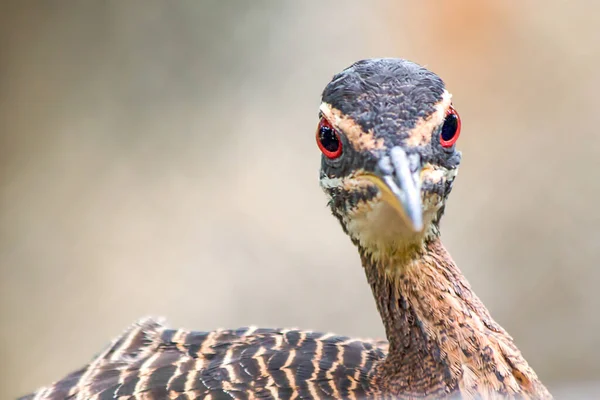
[1,1,599,398]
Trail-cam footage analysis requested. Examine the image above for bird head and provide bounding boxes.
[317,59,462,256]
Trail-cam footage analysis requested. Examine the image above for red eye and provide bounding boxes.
[440,105,461,148]
[316,117,342,159]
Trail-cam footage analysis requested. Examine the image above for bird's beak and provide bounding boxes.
[359,147,423,232]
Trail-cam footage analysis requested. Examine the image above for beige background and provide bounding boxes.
[1,1,599,398]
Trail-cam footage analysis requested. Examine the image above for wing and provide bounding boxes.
[21,318,388,400]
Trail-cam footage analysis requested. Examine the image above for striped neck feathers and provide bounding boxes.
[359,237,551,399]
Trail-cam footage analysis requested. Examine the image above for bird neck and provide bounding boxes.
[359,236,550,398]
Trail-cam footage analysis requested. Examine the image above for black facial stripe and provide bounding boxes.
[419,147,461,170]
[416,125,462,170]
[319,134,378,180]
[421,180,447,198]
[322,182,380,229]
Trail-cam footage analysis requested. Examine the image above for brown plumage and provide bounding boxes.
[21,319,389,400]
[21,58,552,399]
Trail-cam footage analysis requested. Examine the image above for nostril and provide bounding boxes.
[408,153,421,174]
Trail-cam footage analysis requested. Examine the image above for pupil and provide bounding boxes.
[320,126,339,152]
[441,114,458,142]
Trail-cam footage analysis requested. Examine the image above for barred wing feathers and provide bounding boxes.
[22,318,388,400]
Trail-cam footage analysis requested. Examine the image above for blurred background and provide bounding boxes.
[1,1,599,398]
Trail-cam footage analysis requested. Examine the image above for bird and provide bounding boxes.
[21,58,552,400]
